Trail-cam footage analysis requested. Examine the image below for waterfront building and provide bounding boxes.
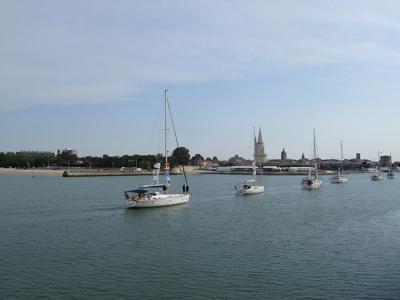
[254,128,267,166]
[202,158,219,170]
[191,154,204,167]
[356,153,361,160]
[228,154,252,166]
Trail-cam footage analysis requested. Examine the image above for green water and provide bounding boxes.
[1,173,400,299]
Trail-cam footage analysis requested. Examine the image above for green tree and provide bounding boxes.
[171,147,190,165]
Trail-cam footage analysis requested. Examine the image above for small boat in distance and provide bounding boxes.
[371,169,383,181]
[371,151,383,181]
[235,162,264,195]
[387,166,395,179]
[235,128,264,195]
[331,140,348,183]
[234,162,264,195]
[302,129,322,189]
[124,90,190,208]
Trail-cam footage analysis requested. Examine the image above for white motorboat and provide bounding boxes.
[331,140,348,184]
[235,179,264,195]
[302,129,322,190]
[124,90,190,208]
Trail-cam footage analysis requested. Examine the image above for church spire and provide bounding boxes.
[257,127,263,144]
[254,127,267,165]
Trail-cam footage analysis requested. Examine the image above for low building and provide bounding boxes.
[190,154,204,167]
[228,154,252,166]
[57,148,78,156]
[202,158,219,170]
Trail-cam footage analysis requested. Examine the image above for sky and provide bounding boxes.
[1,0,400,160]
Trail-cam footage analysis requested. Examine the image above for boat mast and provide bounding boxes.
[165,89,168,166]
[340,139,343,173]
[313,128,318,177]
[164,89,171,190]
[313,128,316,168]
[253,126,256,162]
[340,140,343,162]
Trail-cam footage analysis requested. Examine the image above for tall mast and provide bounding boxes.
[253,126,256,162]
[340,139,343,161]
[164,89,168,165]
[313,128,317,169]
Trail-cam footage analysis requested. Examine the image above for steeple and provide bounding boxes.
[254,127,267,165]
[257,127,263,144]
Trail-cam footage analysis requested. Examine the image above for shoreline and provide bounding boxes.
[0,167,376,177]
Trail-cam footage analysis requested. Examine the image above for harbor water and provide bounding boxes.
[1,173,400,299]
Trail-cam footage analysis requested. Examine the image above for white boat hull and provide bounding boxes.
[235,185,264,195]
[301,179,322,190]
[371,175,383,181]
[330,175,348,183]
[125,193,190,208]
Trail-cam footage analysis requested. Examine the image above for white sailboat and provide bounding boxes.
[234,162,265,195]
[371,151,383,181]
[331,140,348,183]
[234,129,264,195]
[124,90,190,208]
[301,129,322,189]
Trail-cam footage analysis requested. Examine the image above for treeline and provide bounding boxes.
[0,152,79,168]
[0,147,191,169]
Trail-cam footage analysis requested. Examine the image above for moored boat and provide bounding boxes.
[302,129,322,190]
[331,140,348,184]
[124,90,190,208]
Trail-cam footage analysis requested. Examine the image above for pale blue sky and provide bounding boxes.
[1,0,400,160]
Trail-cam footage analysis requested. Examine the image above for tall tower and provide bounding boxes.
[281,148,287,160]
[254,127,267,166]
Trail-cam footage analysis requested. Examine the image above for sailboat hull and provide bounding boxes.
[330,176,348,183]
[125,193,190,208]
[301,179,322,189]
[235,185,264,195]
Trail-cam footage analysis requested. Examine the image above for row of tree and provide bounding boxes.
[0,147,191,169]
